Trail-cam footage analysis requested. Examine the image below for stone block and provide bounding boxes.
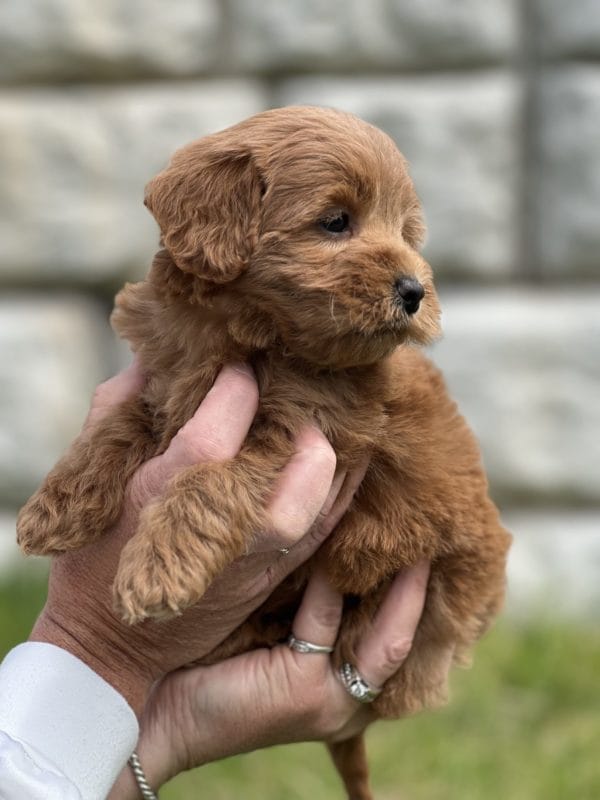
[505,511,600,620]
[534,68,600,278]
[0,0,221,82]
[229,0,518,70]
[278,74,521,278]
[0,296,115,505]
[430,289,600,504]
[0,82,268,285]
[536,0,600,58]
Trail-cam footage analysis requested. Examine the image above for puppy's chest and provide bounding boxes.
[256,370,389,466]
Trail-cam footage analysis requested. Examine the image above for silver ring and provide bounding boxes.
[338,662,382,704]
[287,634,334,655]
[279,547,290,555]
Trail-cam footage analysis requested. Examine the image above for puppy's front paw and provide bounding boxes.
[113,501,213,624]
[113,459,261,623]
[17,490,74,555]
[114,556,209,625]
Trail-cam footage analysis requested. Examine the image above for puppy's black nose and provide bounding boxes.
[394,276,425,315]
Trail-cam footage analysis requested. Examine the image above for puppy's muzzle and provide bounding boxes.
[394,276,425,315]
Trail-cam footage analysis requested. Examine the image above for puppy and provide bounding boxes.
[18,106,511,800]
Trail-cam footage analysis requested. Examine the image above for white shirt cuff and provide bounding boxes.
[0,730,83,800]
[0,642,139,800]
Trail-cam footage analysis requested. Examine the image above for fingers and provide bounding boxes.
[256,426,337,553]
[314,456,370,541]
[128,364,259,509]
[258,456,369,590]
[354,561,430,690]
[276,457,369,569]
[85,358,145,429]
[291,567,343,652]
[167,364,259,465]
[258,451,368,590]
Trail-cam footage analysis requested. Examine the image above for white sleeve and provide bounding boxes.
[0,642,139,800]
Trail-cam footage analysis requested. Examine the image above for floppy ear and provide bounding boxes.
[144,140,264,284]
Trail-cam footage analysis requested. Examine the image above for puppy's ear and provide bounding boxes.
[144,141,263,283]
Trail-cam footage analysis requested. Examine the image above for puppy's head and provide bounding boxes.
[145,106,441,368]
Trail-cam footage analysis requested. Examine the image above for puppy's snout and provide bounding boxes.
[394,276,425,315]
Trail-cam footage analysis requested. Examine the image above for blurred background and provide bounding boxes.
[0,1,599,798]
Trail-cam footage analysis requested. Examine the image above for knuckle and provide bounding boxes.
[262,565,276,591]
[213,367,259,408]
[312,688,360,738]
[297,426,334,457]
[314,708,347,739]
[126,463,162,509]
[261,562,281,592]
[125,474,146,511]
[173,425,233,463]
[313,442,337,477]
[381,636,414,670]
[91,379,113,410]
[306,517,334,547]
[299,433,336,474]
[310,603,341,631]
[270,508,308,544]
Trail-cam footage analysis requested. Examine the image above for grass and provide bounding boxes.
[1,570,599,799]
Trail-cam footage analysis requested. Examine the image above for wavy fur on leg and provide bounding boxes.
[17,399,155,554]
[114,452,283,623]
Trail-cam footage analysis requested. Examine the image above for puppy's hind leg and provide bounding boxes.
[328,735,374,800]
[114,452,278,623]
[17,399,156,555]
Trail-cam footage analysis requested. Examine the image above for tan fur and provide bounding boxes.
[17,107,511,799]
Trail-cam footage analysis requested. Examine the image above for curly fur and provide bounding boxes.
[17,106,511,800]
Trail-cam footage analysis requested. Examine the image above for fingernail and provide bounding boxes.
[228,362,255,377]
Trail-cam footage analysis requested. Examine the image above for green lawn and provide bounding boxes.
[1,570,599,799]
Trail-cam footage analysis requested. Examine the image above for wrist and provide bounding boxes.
[108,760,143,800]
[30,606,155,717]
[109,739,174,800]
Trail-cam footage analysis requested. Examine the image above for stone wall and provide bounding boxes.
[1,0,598,617]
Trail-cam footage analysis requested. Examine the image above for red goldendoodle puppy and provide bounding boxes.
[18,106,511,800]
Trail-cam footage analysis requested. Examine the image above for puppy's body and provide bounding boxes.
[18,107,511,800]
[113,257,507,685]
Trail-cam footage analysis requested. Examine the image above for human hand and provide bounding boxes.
[109,561,436,798]
[29,361,368,716]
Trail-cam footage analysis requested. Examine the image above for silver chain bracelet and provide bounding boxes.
[128,751,159,800]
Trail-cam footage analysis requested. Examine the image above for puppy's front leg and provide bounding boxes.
[17,399,155,555]
[113,452,279,623]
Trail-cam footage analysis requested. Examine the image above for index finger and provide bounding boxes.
[354,561,430,690]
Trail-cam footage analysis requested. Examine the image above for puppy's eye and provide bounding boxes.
[319,212,350,234]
